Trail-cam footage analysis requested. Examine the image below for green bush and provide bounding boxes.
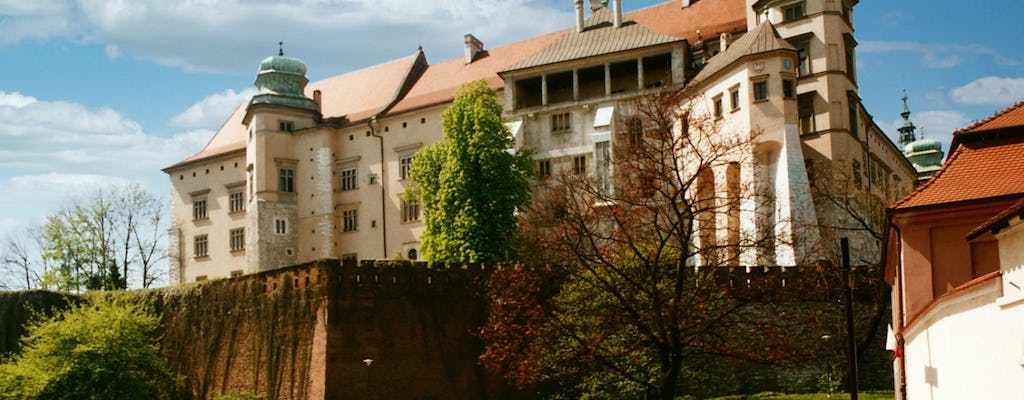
[0,294,180,399]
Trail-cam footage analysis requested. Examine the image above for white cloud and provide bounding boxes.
[859,41,1019,69]
[0,1,76,44]
[0,91,210,237]
[2,0,572,74]
[0,91,38,108]
[170,88,255,129]
[949,77,1024,107]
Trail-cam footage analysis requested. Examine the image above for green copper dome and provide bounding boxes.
[904,137,941,154]
[250,44,318,112]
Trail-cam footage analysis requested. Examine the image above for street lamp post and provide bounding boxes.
[363,358,373,400]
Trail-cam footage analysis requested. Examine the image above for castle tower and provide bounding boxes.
[897,90,917,148]
[244,43,321,272]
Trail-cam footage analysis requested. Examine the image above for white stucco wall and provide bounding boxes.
[902,267,1024,399]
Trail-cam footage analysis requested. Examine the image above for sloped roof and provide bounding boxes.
[691,21,795,84]
[966,197,1024,240]
[165,53,423,170]
[389,31,563,115]
[954,100,1024,137]
[892,101,1024,210]
[629,0,747,42]
[165,0,751,171]
[502,8,684,73]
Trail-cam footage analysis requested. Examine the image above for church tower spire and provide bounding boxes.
[898,90,917,147]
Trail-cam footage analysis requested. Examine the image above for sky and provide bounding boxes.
[0,0,1022,241]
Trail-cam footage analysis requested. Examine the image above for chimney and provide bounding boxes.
[575,0,584,33]
[613,0,622,28]
[681,0,691,8]
[719,32,730,52]
[464,34,484,64]
[313,90,322,112]
[589,0,605,12]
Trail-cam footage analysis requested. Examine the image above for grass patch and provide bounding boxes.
[704,391,894,400]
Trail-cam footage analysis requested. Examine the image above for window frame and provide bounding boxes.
[342,209,358,232]
[228,189,244,213]
[194,234,209,258]
[729,85,741,111]
[229,228,245,252]
[192,198,208,220]
[752,79,769,102]
[399,155,414,180]
[782,1,805,22]
[551,112,572,134]
[278,168,295,193]
[713,94,724,118]
[401,197,421,223]
[339,167,358,191]
[274,218,288,235]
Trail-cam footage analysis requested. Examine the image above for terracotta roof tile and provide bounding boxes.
[890,137,1024,210]
[954,100,1024,136]
[165,54,422,170]
[966,197,1024,240]
[629,0,747,42]
[388,30,564,115]
[502,8,684,72]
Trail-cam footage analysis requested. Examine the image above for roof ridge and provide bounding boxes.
[953,99,1024,135]
[888,140,966,210]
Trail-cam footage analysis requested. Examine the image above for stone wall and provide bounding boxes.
[0,261,893,399]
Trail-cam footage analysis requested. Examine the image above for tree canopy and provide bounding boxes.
[0,294,180,399]
[479,90,823,400]
[407,80,533,263]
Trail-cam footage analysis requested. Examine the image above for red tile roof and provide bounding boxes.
[388,30,564,115]
[966,197,1024,240]
[629,0,747,42]
[890,136,1024,210]
[954,100,1024,136]
[166,0,750,170]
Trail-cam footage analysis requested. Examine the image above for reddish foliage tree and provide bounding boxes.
[480,88,830,400]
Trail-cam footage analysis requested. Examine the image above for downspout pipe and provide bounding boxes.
[369,116,387,258]
[891,224,907,400]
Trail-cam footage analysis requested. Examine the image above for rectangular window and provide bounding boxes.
[275,218,287,235]
[753,80,768,101]
[628,118,644,146]
[192,198,208,220]
[278,168,294,193]
[849,101,860,138]
[278,120,294,132]
[782,2,805,21]
[538,160,552,179]
[342,209,358,232]
[713,95,723,118]
[402,198,420,222]
[340,168,357,191]
[782,79,795,98]
[730,87,741,111]
[794,39,811,76]
[229,189,244,213]
[551,112,571,134]
[399,155,414,180]
[595,141,611,196]
[194,235,208,258]
[844,34,857,82]
[230,228,245,251]
[573,155,587,175]
[798,93,815,134]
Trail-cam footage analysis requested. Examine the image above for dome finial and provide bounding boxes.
[278,41,284,56]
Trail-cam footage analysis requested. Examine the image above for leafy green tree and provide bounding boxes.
[407,80,533,263]
[0,294,179,399]
[34,183,166,292]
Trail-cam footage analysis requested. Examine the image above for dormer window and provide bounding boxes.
[279,120,294,132]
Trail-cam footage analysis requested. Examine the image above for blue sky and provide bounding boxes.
[0,0,1022,241]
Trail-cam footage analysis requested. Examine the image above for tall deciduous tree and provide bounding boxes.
[33,183,166,292]
[407,80,533,263]
[480,89,823,400]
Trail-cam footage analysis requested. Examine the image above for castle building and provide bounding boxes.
[164,0,915,284]
[896,91,945,183]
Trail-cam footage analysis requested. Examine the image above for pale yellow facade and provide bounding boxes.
[165,0,915,284]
